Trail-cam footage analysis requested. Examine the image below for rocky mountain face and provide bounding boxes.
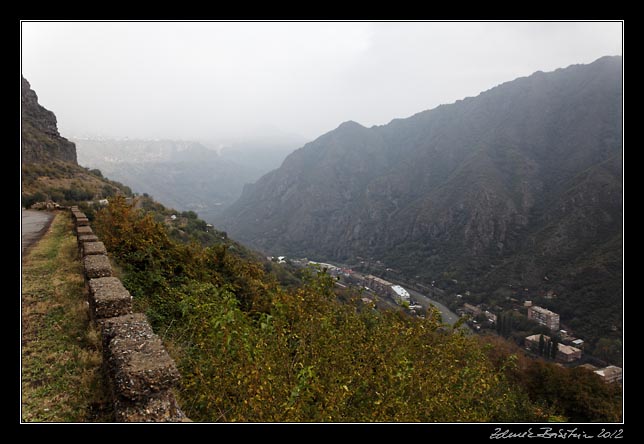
[217,56,623,342]
[21,76,77,164]
[21,79,134,209]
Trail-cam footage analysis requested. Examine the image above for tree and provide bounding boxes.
[550,336,559,360]
[545,339,552,359]
[594,338,622,365]
[521,361,622,422]
[496,312,513,338]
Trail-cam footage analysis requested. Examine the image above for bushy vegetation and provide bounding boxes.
[92,196,622,422]
[21,161,133,208]
[94,196,550,422]
[479,335,622,422]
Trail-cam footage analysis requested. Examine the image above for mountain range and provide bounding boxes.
[217,56,623,344]
[20,61,623,422]
[74,137,302,221]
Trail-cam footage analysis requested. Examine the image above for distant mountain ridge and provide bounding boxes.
[217,56,623,344]
[74,139,250,220]
[74,137,302,222]
[21,76,77,164]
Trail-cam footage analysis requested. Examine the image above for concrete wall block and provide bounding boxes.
[83,241,108,256]
[77,225,94,236]
[76,217,90,227]
[109,337,181,400]
[78,234,99,243]
[113,391,190,422]
[78,227,192,421]
[108,332,181,400]
[99,313,153,352]
[88,277,133,319]
[77,234,99,249]
[83,254,112,279]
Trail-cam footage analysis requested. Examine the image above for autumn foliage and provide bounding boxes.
[94,196,617,422]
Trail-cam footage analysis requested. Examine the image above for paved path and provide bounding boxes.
[21,209,55,255]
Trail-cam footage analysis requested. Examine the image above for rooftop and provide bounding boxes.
[525,334,549,342]
[529,305,558,316]
[391,285,410,298]
[594,365,622,378]
[557,344,582,355]
[371,276,393,286]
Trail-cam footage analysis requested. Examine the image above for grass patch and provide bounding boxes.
[21,212,112,422]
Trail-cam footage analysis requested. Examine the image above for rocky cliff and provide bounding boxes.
[21,77,133,209]
[21,76,77,164]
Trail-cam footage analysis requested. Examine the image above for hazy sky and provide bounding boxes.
[21,21,622,143]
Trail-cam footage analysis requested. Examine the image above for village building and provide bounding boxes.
[365,275,393,293]
[594,365,622,384]
[390,285,410,305]
[462,303,481,317]
[527,305,560,331]
[556,344,583,362]
[571,338,584,348]
[484,310,497,323]
[524,334,582,363]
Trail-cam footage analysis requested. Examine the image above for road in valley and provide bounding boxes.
[21,209,55,255]
[406,287,461,326]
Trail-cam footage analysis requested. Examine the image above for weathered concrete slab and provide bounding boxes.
[83,254,112,279]
[77,234,99,248]
[88,277,133,319]
[83,241,107,256]
[114,391,190,422]
[102,314,181,400]
[76,217,90,226]
[77,225,94,236]
[99,313,153,351]
[78,234,99,243]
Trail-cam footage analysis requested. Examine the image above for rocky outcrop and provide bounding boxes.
[21,76,77,164]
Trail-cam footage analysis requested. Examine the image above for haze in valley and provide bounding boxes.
[21,21,622,144]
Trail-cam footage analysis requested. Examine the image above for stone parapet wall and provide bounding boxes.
[71,208,189,422]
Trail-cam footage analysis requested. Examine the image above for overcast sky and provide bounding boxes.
[21,21,622,144]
